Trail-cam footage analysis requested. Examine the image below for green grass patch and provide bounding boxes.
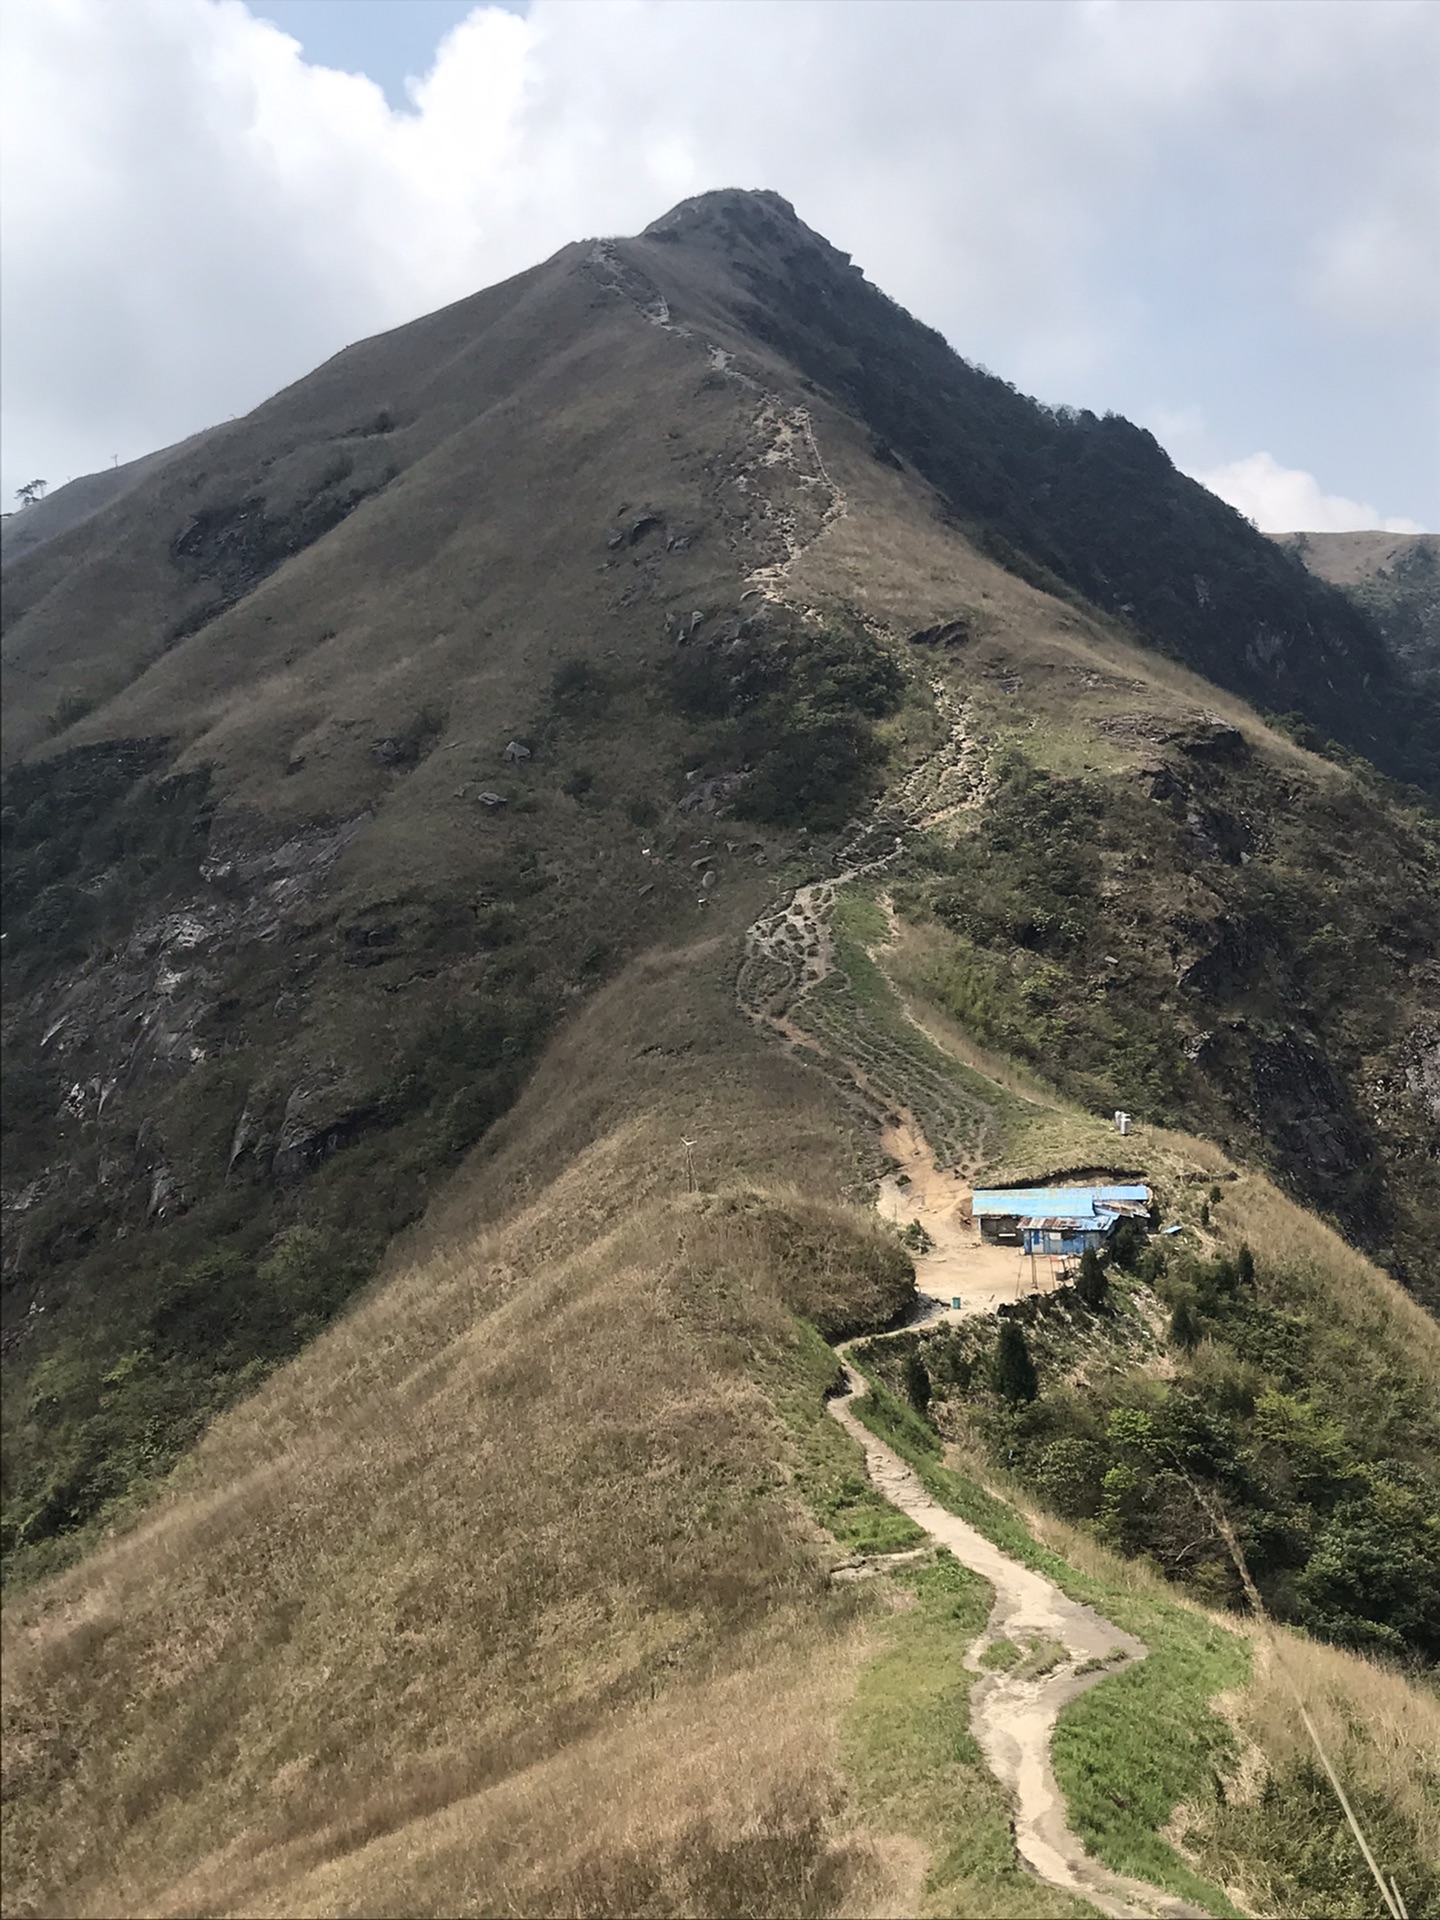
[850,1371,1248,1916]
[1016,1637,1068,1679]
[807,889,1031,1178]
[820,887,1128,1186]
[760,1318,926,1555]
[979,1636,1021,1671]
[829,893,1007,1117]
[846,1553,1091,1919]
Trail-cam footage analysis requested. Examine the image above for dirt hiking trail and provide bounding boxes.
[875,1112,1043,1324]
[739,867,1215,1908]
[737,614,1220,1915]
[829,1365,1213,1920]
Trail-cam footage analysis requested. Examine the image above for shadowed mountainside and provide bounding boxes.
[1276,529,1440,698]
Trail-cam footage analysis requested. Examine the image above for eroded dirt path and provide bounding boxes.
[875,1114,1044,1324]
[730,549,1218,1913]
[738,833,1058,1326]
[829,1366,1212,1920]
[738,812,1213,1912]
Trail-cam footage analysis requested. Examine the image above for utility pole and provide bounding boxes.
[681,1136,696,1194]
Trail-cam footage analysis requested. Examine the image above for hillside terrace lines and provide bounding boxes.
[736,675,999,1181]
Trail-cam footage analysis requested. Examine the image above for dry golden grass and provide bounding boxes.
[1210,1171,1440,1375]
[1228,1627,1440,1871]
[782,413,1347,796]
[227,1636,913,1920]
[0,940,935,1920]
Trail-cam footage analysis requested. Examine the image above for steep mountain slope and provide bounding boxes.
[1276,529,1440,696]
[5,912,1437,1920]
[0,431,210,571]
[641,194,1438,791]
[4,189,1439,1919]
[6,193,1434,784]
[3,191,1436,1599]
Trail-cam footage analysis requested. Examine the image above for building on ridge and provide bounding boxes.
[970,1184,1152,1257]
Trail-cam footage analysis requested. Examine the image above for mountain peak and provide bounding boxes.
[642,185,803,236]
[640,185,854,270]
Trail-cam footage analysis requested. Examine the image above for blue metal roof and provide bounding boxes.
[971,1185,1149,1219]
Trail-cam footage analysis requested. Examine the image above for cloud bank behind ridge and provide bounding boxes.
[2,0,1436,528]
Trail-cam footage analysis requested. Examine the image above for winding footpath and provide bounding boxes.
[830,1364,1211,1919]
[739,800,1217,1914]
[670,334,1220,1910]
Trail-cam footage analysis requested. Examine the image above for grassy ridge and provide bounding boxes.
[760,1314,926,1556]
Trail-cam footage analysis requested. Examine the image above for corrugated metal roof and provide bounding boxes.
[971,1185,1149,1218]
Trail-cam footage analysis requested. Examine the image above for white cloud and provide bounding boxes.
[1195,453,1424,535]
[1,0,1436,520]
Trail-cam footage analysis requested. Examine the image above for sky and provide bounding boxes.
[2,0,1436,532]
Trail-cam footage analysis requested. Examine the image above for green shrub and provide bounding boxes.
[668,612,904,831]
[1169,1297,1202,1351]
[993,1320,1038,1405]
[1076,1248,1107,1309]
[903,1351,931,1416]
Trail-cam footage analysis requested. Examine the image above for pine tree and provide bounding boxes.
[904,1350,931,1416]
[1169,1297,1201,1350]
[1109,1217,1145,1268]
[1076,1247,1108,1309]
[1236,1243,1255,1287]
[993,1319,1038,1404]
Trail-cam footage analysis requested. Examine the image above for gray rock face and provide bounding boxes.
[271,1077,379,1180]
[678,771,747,814]
[1,763,373,1291]
[1402,1025,1440,1122]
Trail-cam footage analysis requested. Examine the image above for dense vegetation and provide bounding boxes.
[668,607,906,830]
[855,1233,1440,1668]
[889,737,1440,1301]
[2,1005,547,1592]
[691,192,1440,790]
[0,729,600,1588]
[1,741,211,979]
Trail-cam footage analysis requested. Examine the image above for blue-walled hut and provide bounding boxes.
[971,1185,1151,1255]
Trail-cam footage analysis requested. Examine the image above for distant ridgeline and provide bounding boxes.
[654,192,1439,794]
